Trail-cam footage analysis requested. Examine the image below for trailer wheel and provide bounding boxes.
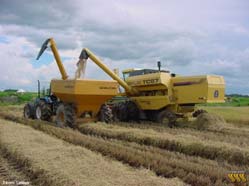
[156,110,177,128]
[23,103,34,119]
[34,100,52,121]
[56,103,76,128]
[99,104,113,123]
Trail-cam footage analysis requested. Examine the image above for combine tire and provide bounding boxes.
[156,110,177,128]
[126,101,140,122]
[99,104,113,123]
[192,109,207,117]
[112,101,140,122]
[23,103,34,119]
[55,103,76,128]
[34,100,52,121]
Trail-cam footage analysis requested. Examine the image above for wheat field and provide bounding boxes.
[0,105,248,185]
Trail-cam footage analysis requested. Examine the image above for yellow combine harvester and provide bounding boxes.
[24,38,225,127]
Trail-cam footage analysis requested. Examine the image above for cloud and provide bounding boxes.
[0,0,249,94]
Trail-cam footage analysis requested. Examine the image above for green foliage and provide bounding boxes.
[202,95,249,107]
[0,91,37,105]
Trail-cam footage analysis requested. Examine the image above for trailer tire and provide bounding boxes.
[34,100,52,121]
[56,103,76,128]
[99,104,113,123]
[156,110,177,128]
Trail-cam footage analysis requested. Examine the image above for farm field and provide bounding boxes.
[0,105,248,186]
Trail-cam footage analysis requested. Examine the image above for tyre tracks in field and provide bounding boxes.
[0,150,31,186]
[0,112,241,186]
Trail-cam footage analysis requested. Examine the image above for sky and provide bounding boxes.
[0,0,248,94]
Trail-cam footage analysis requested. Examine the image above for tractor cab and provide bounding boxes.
[122,68,169,80]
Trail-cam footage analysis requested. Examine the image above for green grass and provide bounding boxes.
[0,91,37,105]
[202,96,249,107]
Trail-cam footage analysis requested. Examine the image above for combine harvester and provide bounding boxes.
[24,38,225,127]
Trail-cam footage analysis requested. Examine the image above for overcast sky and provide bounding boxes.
[0,0,248,94]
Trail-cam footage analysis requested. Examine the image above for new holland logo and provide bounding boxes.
[227,171,247,183]
[214,90,219,98]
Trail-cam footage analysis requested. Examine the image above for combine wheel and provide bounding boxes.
[126,101,140,122]
[192,109,207,117]
[55,103,76,128]
[23,103,34,119]
[112,101,140,122]
[34,100,52,121]
[156,110,177,128]
[99,104,113,123]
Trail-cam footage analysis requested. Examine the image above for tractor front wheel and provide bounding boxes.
[23,103,34,119]
[55,103,76,128]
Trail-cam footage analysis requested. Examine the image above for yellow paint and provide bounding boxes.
[84,48,138,95]
[51,79,118,116]
[131,96,170,110]
[172,75,225,104]
[49,38,68,80]
[41,38,225,117]
[124,72,225,111]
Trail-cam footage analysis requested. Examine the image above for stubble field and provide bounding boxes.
[0,105,248,186]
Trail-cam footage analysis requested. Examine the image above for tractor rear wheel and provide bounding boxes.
[156,110,177,128]
[34,100,52,121]
[55,103,76,128]
[99,104,113,123]
[23,103,34,119]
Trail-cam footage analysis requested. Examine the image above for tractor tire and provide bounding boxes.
[99,104,113,123]
[23,103,34,119]
[34,100,52,121]
[192,109,207,117]
[156,109,177,128]
[55,103,76,128]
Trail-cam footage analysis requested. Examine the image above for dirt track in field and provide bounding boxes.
[0,117,186,186]
[0,154,31,186]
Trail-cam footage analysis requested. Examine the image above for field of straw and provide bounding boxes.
[0,105,248,186]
